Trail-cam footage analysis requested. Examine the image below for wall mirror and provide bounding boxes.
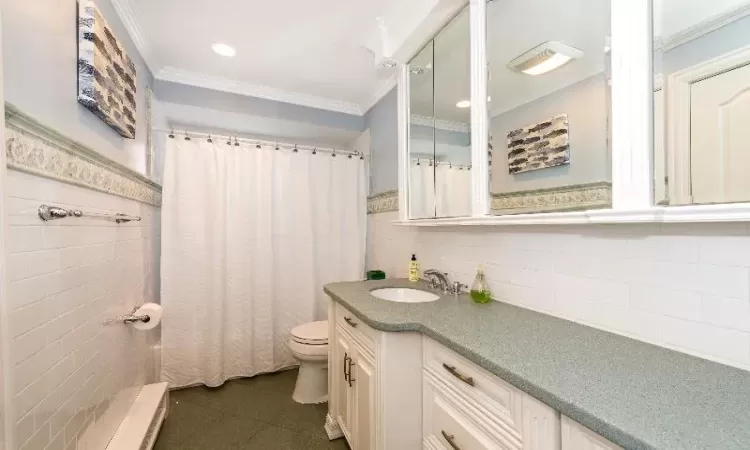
[655,0,750,206]
[488,0,612,215]
[407,6,471,219]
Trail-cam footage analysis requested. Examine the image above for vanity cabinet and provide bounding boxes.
[422,336,560,450]
[560,415,622,450]
[331,318,376,449]
[327,298,620,450]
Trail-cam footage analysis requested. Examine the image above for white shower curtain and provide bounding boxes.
[161,138,366,388]
[436,165,471,217]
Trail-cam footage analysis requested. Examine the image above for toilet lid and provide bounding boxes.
[291,320,328,345]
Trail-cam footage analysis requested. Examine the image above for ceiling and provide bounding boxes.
[115,0,442,115]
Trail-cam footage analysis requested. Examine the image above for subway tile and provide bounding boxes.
[627,234,699,263]
[662,317,750,365]
[699,236,750,267]
[630,284,702,321]
[4,174,160,450]
[8,250,60,282]
[701,295,750,332]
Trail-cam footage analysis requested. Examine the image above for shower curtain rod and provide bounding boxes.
[155,129,364,157]
[412,157,471,169]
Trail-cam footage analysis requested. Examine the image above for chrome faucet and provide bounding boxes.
[424,269,451,292]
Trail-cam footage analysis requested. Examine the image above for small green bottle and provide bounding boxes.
[470,267,492,304]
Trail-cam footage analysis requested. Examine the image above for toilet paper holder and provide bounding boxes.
[120,306,151,324]
[123,314,151,324]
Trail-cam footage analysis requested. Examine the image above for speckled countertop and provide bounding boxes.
[324,279,750,450]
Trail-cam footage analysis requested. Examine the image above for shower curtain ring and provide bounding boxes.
[168,129,175,139]
[275,142,280,151]
[207,134,213,143]
[312,147,317,155]
[184,132,191,141]
[256,141,261,149]
[234,137,240,147]
[293,145,298,153]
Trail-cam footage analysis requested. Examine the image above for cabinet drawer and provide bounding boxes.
[423,337,523,434]
[335,303,377,353]
[424,372,522,450]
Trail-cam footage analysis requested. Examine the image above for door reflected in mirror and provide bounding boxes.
[655,0,750,206]
[407,7,471,219]
[487,0,612,215]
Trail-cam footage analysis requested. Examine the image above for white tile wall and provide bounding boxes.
[5,171,161,450]
[367,211,750,371]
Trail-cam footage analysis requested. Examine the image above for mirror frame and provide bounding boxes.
[397,0,750,225]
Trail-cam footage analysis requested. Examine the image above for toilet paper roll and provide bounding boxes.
[133,303,163,330]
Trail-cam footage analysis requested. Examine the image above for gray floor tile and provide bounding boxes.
[154,369,348,450]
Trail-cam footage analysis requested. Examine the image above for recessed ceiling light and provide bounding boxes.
[212,43,236,57]
[508,41,583,76]
[456,100,471,108]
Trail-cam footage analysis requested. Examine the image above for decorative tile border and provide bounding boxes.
[5,103,162,206]
[491,182,611,215]
[367,190,398,214]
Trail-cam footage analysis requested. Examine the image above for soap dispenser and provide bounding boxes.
[470,266,492,304]
[408,254,420,282]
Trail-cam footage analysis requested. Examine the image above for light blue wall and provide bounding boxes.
[364,87,399,195]
[491,74,610,193]
[2,0,154,173]
[154,81,365,132]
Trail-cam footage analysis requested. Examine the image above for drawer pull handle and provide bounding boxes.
[344,317,358,328]
[441,430,461,450]
[442,363,475,387]
[344,353,350,382]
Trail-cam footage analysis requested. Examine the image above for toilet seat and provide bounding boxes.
[291,320,328,346]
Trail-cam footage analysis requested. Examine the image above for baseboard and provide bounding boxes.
[107,382,169,450]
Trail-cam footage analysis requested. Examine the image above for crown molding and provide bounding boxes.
[110,0,161,74]
[156,66,365,116]
[362,74,399,114]
[659,4,750,52]
[410,114,469,133]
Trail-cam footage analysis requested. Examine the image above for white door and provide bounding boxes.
[335,331,354,442]
[690,63,750,204]
[353,349,376,450]
[522,395,561,450]
[560,416,622,450]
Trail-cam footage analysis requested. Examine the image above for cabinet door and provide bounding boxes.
[522,395,560,450]
[561,416,621,450]
[335,331,354,442]
[353,349,376,450]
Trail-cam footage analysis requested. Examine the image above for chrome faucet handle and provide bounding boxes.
[450,282,468,295]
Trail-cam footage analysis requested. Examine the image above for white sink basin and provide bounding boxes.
[370,288,440,303]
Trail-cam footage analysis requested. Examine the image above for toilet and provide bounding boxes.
[288,320,329,404]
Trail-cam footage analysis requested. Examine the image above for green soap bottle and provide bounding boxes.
[470,267,492,304]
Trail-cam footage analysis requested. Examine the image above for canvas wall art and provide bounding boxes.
[507,114,569,174]
[77,0,137,139]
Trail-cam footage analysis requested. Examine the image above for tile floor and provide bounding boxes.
[153,368,349,450]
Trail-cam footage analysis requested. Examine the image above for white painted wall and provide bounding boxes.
[368,211,750,372]
[4,171,160,450]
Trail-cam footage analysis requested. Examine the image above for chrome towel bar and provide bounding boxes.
[38,205,141,224]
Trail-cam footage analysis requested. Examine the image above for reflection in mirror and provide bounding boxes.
[656,0,750,206]
[408,41,435,219]
[433,8,471,218]
[407,7,471,219]
[487,0,612,215]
